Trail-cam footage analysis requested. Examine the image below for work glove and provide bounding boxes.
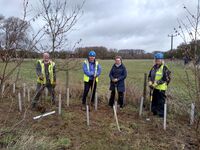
[52,82,56,88]
[148,81,153,86]
[112,78,118,82]
[152,82,158,88]
[90,71,95,77]
[149,81,157,89]
[39,75,44,81]
[93,72,97,78]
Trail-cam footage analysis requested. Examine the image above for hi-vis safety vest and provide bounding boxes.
[154,64,168,91]
[83,60,99,82]
[37,60,55,85]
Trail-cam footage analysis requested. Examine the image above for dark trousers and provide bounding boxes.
[32,83,55,105]
[82,80,97,105]
[151,89,166,117]
[109,90,124,107]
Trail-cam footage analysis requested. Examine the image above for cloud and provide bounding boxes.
[0,0,23,18]
[70,0,195,51]
[0,0,197,52]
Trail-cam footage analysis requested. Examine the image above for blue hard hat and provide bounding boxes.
[154,52,164,59]
[88,51,96,57]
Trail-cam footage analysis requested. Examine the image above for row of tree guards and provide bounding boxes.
[1,82,70,111]
[0,73,196,132]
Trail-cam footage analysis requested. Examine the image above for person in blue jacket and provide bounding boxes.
[82,51,102,110]
[109,56,127,109]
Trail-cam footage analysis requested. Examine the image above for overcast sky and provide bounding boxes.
[0,0,197,52]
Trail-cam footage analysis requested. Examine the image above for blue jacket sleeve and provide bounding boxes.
[83,62,92,77]
[118,65,127,81]
[96,64,102,77]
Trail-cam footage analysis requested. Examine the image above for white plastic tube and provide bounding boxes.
[33,111,56,120]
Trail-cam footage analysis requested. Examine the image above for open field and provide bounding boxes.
[0,59,199,150]
[0,59,192,97]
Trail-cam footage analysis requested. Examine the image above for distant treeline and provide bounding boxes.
[0,46,155,60]
[1,44,198,60]
[164,40,200,60]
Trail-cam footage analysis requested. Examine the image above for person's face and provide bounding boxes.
[89,56,95,62]
[155,59,162,65]
[115,58,121,65]
[43,54,50,63]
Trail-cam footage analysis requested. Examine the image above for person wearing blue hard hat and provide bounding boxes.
[82,51,102,110]
[88,51,96,57]
[148,52,171,117]
[154,52,164,59]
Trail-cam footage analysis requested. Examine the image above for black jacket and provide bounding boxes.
[109,63,127,92]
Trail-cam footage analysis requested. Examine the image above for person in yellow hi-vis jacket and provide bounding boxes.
[148,52,171,118]
[31,53,56,109]
[82,51,102,111]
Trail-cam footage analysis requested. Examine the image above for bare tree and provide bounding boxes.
[0,1,47,144]
[55,40,82,102]
[0,0,45,92]
[31,0,85,101]
[35,0,85,58]
[174,0,200,146]
[0,17,30,61]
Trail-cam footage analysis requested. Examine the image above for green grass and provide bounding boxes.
[0,59,199,150]
[0,59,193,100]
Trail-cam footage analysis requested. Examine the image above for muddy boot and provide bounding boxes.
[90,103,94,111]
[119,105,123,110]
[31,102,37,110]
[37,105,46,113]
[51,100,56,105]
[82,104,86,111]
[152,111,157,116]
[158,113,164,118]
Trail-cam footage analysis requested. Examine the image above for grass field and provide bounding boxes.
[0,59,192,97]
[0,59,199,150]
